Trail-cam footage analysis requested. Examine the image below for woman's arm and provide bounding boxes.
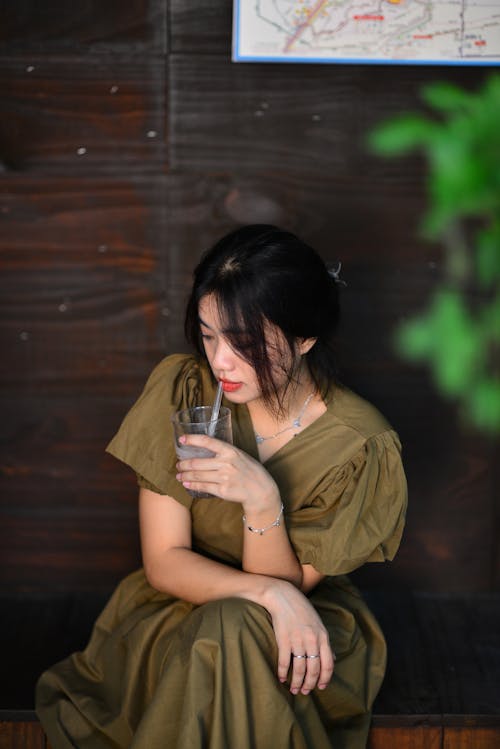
[139,486,271,603]
[139,487,334,694]
[139,487,321,600]
[175,435,325,592]
[241,501,325,592]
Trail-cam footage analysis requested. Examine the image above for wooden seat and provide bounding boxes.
[0,590,498,748]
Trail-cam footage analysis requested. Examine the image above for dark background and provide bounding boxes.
[0,1,498,595]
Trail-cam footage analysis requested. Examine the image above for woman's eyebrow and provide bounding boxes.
[198,315,245,336]
[198,316,213,330]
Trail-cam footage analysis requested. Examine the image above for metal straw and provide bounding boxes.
[208,381,224,437]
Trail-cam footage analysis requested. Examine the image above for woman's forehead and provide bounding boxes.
[198,294,227,328]
[198,294,288,349]
[198,293,248,327]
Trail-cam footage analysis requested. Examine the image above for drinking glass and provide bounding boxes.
[171,406,232,498]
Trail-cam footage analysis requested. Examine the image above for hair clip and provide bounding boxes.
[327,261,347,287]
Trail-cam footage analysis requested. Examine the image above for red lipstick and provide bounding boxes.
[220,379,242,393]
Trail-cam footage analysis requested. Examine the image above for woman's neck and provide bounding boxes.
[247,378,326,463]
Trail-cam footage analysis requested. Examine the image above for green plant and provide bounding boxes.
[369,74,500,434]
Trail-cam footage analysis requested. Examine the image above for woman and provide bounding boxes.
[36,225,407,748]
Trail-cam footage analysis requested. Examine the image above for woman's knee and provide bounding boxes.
[200,596,269,629]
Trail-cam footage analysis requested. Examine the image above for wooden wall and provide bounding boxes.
[0,1,498,594]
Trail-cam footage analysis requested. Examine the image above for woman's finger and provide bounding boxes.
[178,479,222,496]
[289,652,308,694]
[181,433,235,456]
[277,645,292,684]
[177,466,222,484]
[290,631,335,695]
[317,640,335,690]
[299,653,322,695]
[176,457,221,472]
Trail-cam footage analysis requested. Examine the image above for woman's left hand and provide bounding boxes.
[176,434,280,512]
[263,578,335,695]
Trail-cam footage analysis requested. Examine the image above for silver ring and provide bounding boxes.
[292,654,306,659]
[306,654,320,659]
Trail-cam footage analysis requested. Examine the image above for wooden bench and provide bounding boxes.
[1,590,499,749]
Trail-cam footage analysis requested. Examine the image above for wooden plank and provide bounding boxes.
[169,53,488,177]
[170,0,233,54]
[0,395,142,591]
[368,724,442,749]
[0,510,141,592]
[0,594,109,709]
[1,287,164,393]
[0,57,166,174]
[368,592,442,715]
[370,593,500,716]
[0,0,167,53]
[0,177,168,265]
[355,423,496,592]
[0,177,169,394]
[369,719,500,749]
[443,727,500,749]
[414,595,500,715]
[0,720,45,749]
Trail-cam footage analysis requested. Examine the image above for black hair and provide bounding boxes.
[184,225,341,415]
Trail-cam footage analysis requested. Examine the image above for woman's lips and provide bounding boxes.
[220,379,242,393]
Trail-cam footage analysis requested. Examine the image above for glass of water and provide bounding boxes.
[171,406,233,498]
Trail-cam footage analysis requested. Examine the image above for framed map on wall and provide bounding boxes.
[232,1,500,65]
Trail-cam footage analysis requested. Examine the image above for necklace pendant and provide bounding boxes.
[253,392,314,445]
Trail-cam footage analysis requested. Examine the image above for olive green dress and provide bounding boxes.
[36,354,407,749]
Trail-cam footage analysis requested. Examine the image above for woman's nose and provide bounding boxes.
[212,338,234,371]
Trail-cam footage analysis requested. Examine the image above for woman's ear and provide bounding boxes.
[298,337,317,356]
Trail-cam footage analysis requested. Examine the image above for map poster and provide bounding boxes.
[232,1,500,65]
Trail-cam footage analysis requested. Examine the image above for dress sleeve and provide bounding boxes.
[106,353,209,509]
[286,430,407,576]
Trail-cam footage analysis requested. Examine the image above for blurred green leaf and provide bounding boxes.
[477,227,500,286]
[396,291,484,397]
[367,115,436,156]
[468,378,500,432]
[370,73,500,433]
[480,297,500,338]
[431,291,483,395]
[421,82,475,114]
[396,317,433,359]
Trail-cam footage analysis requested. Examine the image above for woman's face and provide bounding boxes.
[198,294,295,407]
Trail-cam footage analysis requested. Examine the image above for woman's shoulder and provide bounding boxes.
[140,353,214,404]
[109,353,214,440]
[326,384,396,442]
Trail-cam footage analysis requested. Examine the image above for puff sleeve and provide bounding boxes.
[106,354,215,509]
[285,430,407,576]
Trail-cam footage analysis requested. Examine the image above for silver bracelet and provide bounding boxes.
[242,503,284,536]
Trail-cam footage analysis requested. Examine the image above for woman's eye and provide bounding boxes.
[201,333,214,342]
[233,337,253,351]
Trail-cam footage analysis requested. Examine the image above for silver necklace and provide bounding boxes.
[254,393,315,445]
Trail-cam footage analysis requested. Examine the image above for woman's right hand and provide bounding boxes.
[176,433,281,515]
[262,579,335,695]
